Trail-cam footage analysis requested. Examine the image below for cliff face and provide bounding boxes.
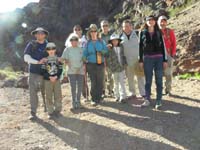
[0,0,124,70]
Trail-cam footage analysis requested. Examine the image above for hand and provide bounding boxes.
[58,57,63,63]
[38,58,47,64]
[139,62,144,69]
[107,44,112,49]
[163,62,168,69]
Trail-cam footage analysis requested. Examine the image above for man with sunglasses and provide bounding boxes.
[24,27,48,120]
[100,20,114,98]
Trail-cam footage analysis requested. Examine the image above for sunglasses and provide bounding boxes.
[91,30,97,33]
[46,47,56,51]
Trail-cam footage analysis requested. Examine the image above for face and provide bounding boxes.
[159,19,167,29]
[71,40,79,47]
[146,19,156,27]
[35,32,46,41]
[122,22,132,34]
[90,30,98,39]
[46,47,56,56]
[101,24,109,33]
[74,28,82,37]
[111,39,119,47]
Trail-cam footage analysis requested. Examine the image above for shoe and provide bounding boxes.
[29,112,37,121]
[120,98,127,103]
[77,104,84,109]
[141,100,150,107]
[166,91,172,96]
[128,95,137,100]
[115,98,120,102]
[48,113,55,119]
[155,101,162,110]
[91,101,98,106]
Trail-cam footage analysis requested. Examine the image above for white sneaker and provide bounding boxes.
[141,100,150,107]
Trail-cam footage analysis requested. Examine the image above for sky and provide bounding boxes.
[0,0,39,13]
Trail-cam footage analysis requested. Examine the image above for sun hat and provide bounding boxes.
[88,24,98,31]
[31,27,49,36]
[46,42,56,50]
[70,35,79,41]
[109,34,122,42]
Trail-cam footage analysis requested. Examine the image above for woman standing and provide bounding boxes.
[139,15,167,109]
[83,24,108,106]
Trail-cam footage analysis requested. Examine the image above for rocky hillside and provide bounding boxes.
[0,0,199,74]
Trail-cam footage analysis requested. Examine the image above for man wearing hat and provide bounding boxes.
[158,16,176,96]
[24,27,49,120]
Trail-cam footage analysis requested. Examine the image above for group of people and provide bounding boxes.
[24,15,176,120]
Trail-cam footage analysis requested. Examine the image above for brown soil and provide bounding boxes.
[0,78,200,150]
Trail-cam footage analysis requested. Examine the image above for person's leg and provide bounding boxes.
[86,63,97,102]
[39,77,46,112]
[96,64,104,103]
[45,80,54,115]
[82,65,89,99]
[143,57,154,101]
[107,68,114,96]
[119,71,127,100]
[68,74,77,109]
[164,55,174,94]
[126,65,136,97]
[113,73,120,101]
[77,75,84,107]
[137,76,146,97]
[54,80,62,113]
[28,73,41,117]
[154,57,164,105]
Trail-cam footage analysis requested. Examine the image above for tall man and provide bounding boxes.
[120,20,145,99]
[24,27,48,120]
[158,16,176,95]
[100,20,114,97]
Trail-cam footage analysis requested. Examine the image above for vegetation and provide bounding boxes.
[177,73,200,80]
[0,67,21,80]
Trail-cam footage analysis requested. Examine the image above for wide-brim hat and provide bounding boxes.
[87,24,98,32]
[46,42,56,50]
[31,27,49,36]
[70,35,79,41]
[109,34,122,42]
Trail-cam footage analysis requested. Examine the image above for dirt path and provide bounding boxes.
[0,78,200,150]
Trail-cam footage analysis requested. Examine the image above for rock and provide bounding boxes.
[15,75,29,89]
[1,79,16,88]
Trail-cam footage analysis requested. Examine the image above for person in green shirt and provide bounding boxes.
[61,35,84,110]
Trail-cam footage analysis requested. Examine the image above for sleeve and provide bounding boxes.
[83,42,89,60]
[61,48,69,60]
[160,32,168,62]
[170,29,176,57]
[24,42,39,64]
[139,31,144,62]
[101,40,108,56]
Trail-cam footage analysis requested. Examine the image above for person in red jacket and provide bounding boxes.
[158,15,176,96]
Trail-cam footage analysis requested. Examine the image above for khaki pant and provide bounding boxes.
[164,55,174,93]
[28,73,45,114]
[126,63,145,96]
[45,80,62,114]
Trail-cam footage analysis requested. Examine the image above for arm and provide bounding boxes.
[139,31,144,62]
[24,54,39,64]
[170,29,176,57]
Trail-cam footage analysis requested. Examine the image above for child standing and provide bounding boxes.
[107,34,127,103]
[62,36,84,110]
[41,42,63,119]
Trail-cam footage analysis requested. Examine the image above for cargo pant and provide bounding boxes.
[164,55,174,93]
[45,80,62,115]
[28,73,45,115]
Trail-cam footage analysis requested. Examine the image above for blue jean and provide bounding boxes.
[68,74,84,108]
[144,56,163,103]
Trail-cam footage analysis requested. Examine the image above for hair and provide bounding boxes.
[122,19,132,26]
[109,39,121,47]
[140,18,160,32]
[86,30,101,40]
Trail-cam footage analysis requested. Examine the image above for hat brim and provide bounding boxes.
[109,38,122,43]
[31,30,49,36]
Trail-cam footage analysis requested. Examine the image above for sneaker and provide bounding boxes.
[48,113,55,119]
[141,100,150,107]
[91,101,98,106]
[120,98,127,104]
[155,101,162,110]
[115,98,120,102]
[28,112,37,121]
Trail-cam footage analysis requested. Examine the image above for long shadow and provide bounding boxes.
[170,93,200,103]
[97,99,200,150]
[35,116,178,150]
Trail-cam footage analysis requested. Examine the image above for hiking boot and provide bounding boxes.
[115,98,120,102]
[120,98,127,104]
[141,100,150,107]
[48,113,55,119]
[166,91,172,96]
